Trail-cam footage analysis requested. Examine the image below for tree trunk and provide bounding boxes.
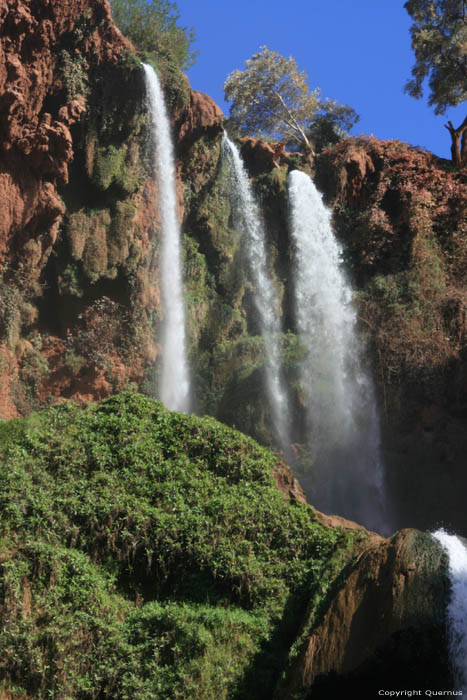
[461,129,467,165]
[304,145,314,169]
[445,115,467,166]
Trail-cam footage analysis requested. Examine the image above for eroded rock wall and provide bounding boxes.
[314,138,467,533]
[0,0,134,414]
[0,0,297,447]
[0,0,226,417]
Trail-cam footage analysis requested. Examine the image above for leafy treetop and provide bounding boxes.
[404,0,467,164]
[110,0,197,71]
[223,46,359,160]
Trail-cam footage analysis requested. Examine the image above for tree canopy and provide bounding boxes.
[223,46,359,158]
[404,0,467,164]
[110,0,197,71]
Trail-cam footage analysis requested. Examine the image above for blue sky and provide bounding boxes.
[175,0,466,160]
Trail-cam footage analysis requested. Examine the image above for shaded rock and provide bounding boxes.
[240,137,284,176]
[313,508,383,542]
[314,137,467,535]
[275,529,450,696]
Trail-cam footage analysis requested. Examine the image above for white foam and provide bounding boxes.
[433,528,467,691]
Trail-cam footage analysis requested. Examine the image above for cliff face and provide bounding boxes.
[0,2,465,695]
[314,139,467,534]
[0,0,224,418]
[0,0,133,415]
[1,0,466,538]
[0,0,294,440]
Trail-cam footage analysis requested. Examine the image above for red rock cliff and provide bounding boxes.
[0,0,223,417]
[0,0,130,261]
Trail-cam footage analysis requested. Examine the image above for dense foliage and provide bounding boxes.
[110,0,197,70]
[404,0,467,164]
[0,393,355,699]
[223,46,359,157]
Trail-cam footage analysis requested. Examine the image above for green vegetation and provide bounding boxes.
[223,46,359,158]
[0,270,38,351]
[405,0,467,164]
[0,277,24,349]
[110,0,197,70]
[63,198,139,284]
[0,392,356,699]
[59,49,89,100]
[109,0,194,109]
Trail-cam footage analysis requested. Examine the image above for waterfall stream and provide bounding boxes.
[143,63,190,413]
[433,529,467,692]
[222,134,290,454]
[288,169,387,533]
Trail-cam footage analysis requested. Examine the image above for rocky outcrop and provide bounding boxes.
[272,458,307,504]
[177,88,223,145]
[0,0,129,254]
[275,529,450,696]
[0,0,134,414]
[315,137,467,284]
[239,137,284,174]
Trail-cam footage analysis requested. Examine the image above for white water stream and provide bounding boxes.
[143,63,190,412]
[222,134,290,454]
[433,529,467,692]
[288,169,387,532]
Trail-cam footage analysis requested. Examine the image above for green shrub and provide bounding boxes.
[110,0,197,71]
[93,144,128,191]
[0,280,23,347]
[59,49,89,100]
[0,393,354,699]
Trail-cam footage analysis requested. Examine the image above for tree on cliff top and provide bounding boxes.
[110,0,197,70]
[404,0,467,165]
[223,46,359,160]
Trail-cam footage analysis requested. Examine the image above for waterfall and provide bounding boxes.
[222,133,290,454]
[433,529,467,691]
[288,169,387,533]
[143,63,190,413]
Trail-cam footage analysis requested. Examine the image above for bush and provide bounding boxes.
[0,393,356,699]
[110,0,197,71]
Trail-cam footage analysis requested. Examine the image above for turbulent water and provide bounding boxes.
[222,133,290,454]
[288,169,387,533]
[143,63,190,412]
[433,529,467,692]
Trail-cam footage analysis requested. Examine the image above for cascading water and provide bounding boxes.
[433,529,467,692]
[222,133,290,455]
[143,63,190,413]
[288,169,387,533]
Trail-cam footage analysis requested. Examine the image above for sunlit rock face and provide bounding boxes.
[0,0,224,417]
